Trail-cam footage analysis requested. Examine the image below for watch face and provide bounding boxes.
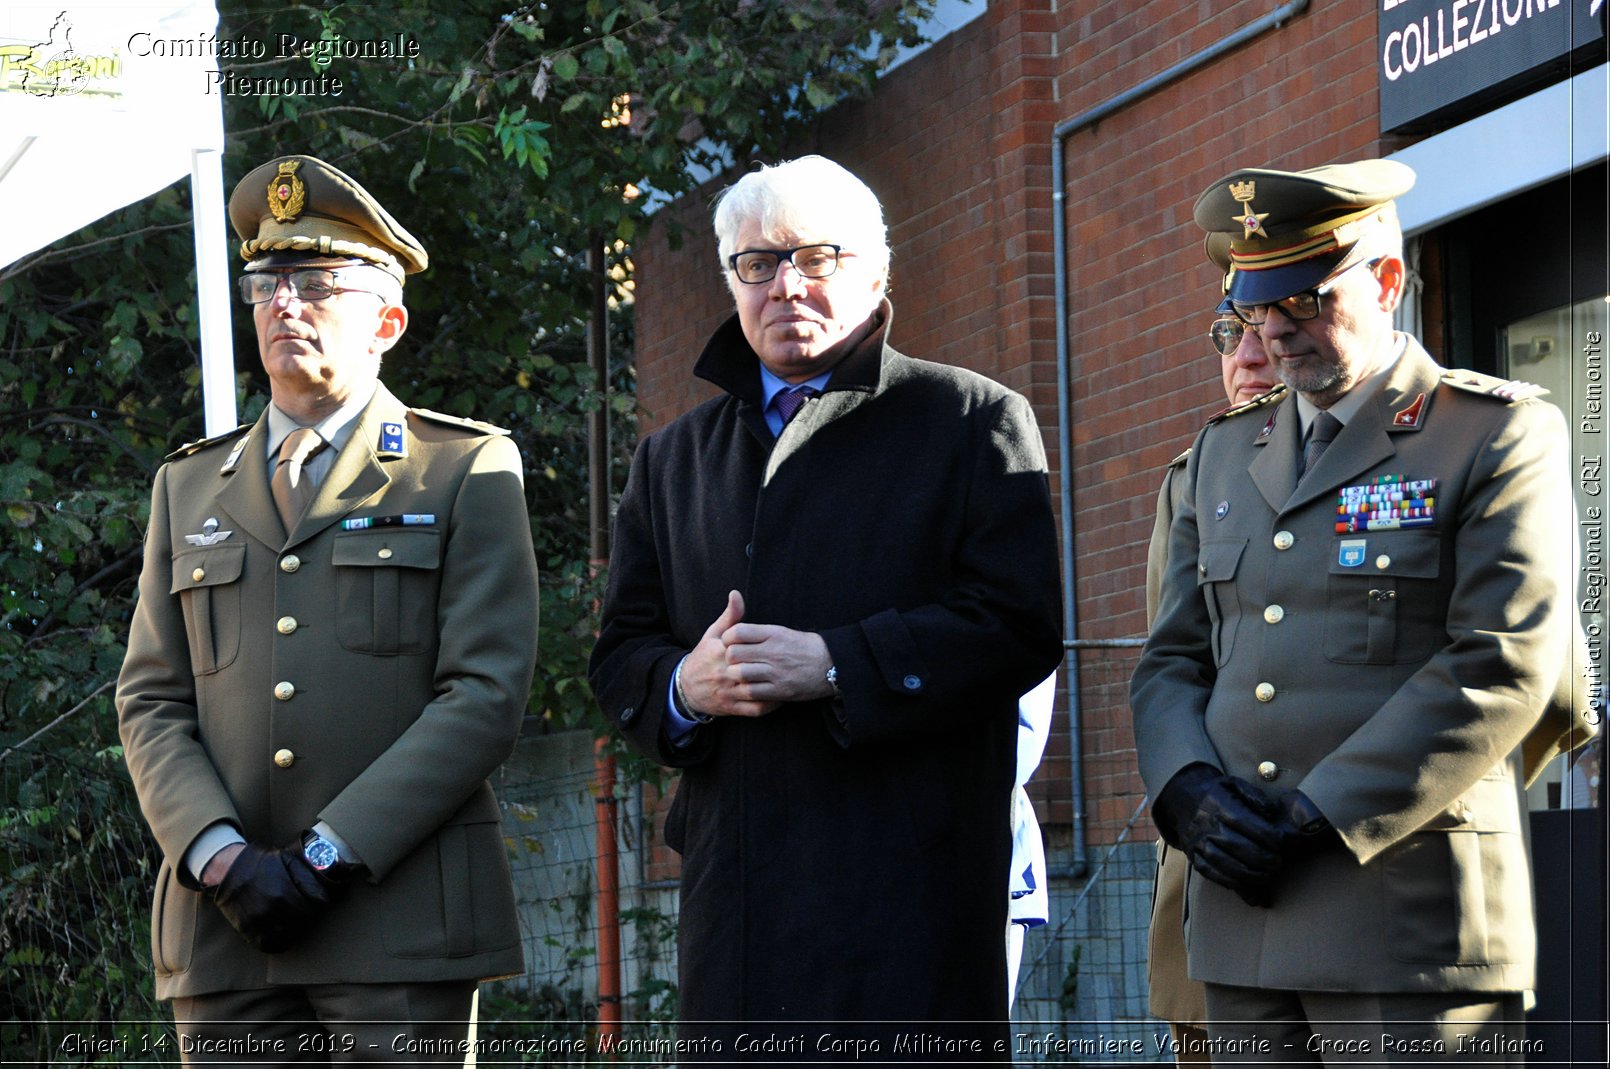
[304,837,340,871]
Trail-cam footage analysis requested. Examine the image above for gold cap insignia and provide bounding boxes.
[267,160,306,223]
[1228,179,1268,239]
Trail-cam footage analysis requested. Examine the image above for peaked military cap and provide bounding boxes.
[229,154,428,281]
[1194,159,1415,306]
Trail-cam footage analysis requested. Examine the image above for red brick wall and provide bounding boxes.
[630,0,1410,849]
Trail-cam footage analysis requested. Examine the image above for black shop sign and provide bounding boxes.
[1378,0,1607,134]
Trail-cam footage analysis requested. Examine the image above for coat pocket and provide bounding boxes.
[332,529,442,655]
[1323,530,1441,664]
[1383,828,1528,966]
[381,817,520,959]
[151,864,197,976]
[1197,538,1247,668]
[171,544,245,675]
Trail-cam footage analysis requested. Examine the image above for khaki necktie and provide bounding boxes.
[1300,411,1343,481]
[271,427,327,532]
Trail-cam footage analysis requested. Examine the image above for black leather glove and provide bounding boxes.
[209,842,337,953]
[1271,789,1340,860]
[1152,763,1285,907]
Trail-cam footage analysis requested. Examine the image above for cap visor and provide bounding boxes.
[1227,247,1349,306]
[245,251,370,271]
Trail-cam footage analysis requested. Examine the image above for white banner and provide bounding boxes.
[0,3,224,268]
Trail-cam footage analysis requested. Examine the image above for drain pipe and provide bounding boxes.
[1049,0,1311,879]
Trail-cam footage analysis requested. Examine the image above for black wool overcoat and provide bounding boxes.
[589,304,1063,1055]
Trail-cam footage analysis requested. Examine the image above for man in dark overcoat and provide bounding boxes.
[116,155,539,1062]
[588,155,1063,1058]
[1131,159,1580,1059]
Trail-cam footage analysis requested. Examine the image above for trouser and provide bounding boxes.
[1203,984,1527,1065]
[171,980,477,1067]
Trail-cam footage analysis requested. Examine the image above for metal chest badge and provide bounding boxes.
[1335,474,1437,534]
[1338,538,1367,568]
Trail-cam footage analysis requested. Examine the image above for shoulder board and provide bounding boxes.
[1205,384,1287,427]
[1440,370,1547,402]
[166,423,250,460]
[409,408,510,437]
[1167,447,1191,470]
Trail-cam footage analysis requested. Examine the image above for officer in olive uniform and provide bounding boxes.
[117,155,539,1062]
[1131,160,1578,1060]
[1143,295,1279,1065]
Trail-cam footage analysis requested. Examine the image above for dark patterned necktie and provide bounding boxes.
[1300,411,1343,480]
[271,427,327,531]
[773,385,820,428]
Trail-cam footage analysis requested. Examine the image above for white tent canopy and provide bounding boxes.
[1,2,235,433]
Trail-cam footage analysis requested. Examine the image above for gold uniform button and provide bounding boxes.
[280,554,302,573]
[1273,531,1295,550]
[378,547,393,560]
[1258,761,1279,782]
[191,567,206,582]
[1255,682,1276,702]
[1376,555,1391,570]
[276,616,298,635]
[274,748,295,768]
[274,681,296,701]
[1264,605,1285,624]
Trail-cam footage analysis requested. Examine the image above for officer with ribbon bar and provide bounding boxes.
[1131,159,1584,1059]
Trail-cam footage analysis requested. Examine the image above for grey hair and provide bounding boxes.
[712,156,890,289]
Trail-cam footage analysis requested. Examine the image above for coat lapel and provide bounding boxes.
[214,416,288,548]
[1249,397,1301,512]
[286,386,404,546]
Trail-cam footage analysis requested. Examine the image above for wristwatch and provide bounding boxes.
[301,830,353,882]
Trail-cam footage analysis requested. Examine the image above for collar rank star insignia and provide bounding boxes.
[267,160,306,223]
[1229,179,1269,239]
[378,421,406,457]
[184,517,234,547]
[1392,393,1427,428]
[220,435,250,473]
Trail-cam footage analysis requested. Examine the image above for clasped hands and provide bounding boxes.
[202,839,344,953]
[1152,763,1336,907]
[677,590,834,718]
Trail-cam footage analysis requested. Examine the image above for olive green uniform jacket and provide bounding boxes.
[117,384,539,999]
[1139,385,1595,1015]
[1132,338,1575,994]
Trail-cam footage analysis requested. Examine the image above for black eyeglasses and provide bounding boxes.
[1231,258,1379,326]
[239,268,388,305]
[1209,317,1249,356]
[727,244,843,285]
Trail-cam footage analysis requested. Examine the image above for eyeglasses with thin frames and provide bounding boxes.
[239,268,390,305]
[1210,316,1248,357]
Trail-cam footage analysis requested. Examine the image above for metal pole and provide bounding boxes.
[587,238,622,1037]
